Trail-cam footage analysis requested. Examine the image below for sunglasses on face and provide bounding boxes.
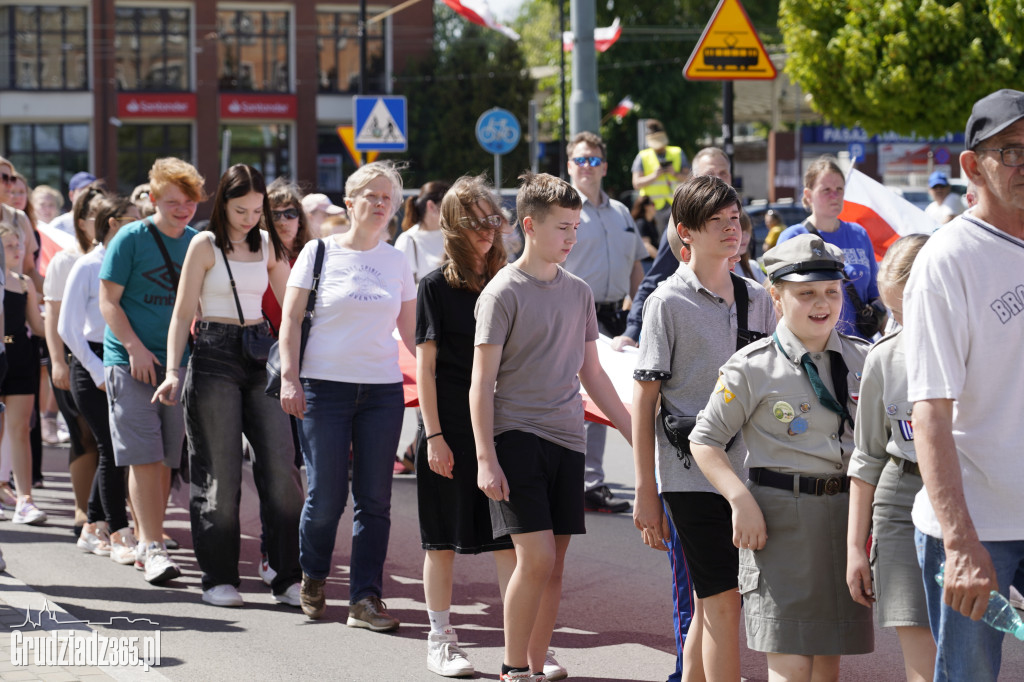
[571,156,603,167]
[460,214,503,232]
[0,173,13,185]
[272,208,300,221]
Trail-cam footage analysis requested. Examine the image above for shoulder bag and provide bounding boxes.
[266,239,325,397]
[661,273,758,466]
[220,246,274,364]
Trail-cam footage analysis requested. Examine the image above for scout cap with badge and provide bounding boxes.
[762,233,846,284]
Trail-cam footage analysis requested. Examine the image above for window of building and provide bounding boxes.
[221,124,291,181]
[114,7,191,91]
[316,9,386,94]
[116,124,191,194]
[4,123,90,190]
[218,9,290,92]
[0,5,88,90]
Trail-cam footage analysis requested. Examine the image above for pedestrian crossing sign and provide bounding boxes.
[353,96,408,152]
[683,0,776,81]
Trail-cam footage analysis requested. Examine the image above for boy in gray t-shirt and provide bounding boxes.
[471,173,632,681]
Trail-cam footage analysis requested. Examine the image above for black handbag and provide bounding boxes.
[220,247,274,364]
[845,282,888,338]
[661,273,755,466]
[266,239,325,398]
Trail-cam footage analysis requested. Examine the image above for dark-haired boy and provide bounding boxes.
[471,173,632,681]
[633,175,775,680]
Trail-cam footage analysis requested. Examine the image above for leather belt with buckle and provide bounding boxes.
[749,467,850,496]
[888,455,921,477]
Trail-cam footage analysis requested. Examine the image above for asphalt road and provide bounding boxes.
[0,409,1022,681]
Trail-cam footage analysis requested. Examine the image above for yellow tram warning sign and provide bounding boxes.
[683,0,776,81]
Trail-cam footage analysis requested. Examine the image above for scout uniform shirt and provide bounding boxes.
[848,329,916,485]
[690,320,869,476]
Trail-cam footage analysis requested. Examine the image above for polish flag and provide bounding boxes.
[443,0,520,40]
[36,222,76,277]
[563,17,622,52]
[610,95,634,120]
[838,168,938,259]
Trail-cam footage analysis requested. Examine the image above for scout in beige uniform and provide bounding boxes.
[690,233,873,682]
[846,234,935,682]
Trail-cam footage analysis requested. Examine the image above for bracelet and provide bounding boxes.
[426,432,444,441]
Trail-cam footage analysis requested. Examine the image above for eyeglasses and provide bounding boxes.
[272,208,300,221]
[460,214,503,231]
[976,146,1024,167]
[0,173,13,185]
[571,156,604,168]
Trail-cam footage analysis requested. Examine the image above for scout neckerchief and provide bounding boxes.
[772,332,854,439]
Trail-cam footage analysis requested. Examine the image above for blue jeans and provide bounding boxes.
[297,378,404,603]
[916,530,1024,682]
[183,322,303,594]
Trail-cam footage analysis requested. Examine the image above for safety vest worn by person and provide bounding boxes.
[639,147,683,210]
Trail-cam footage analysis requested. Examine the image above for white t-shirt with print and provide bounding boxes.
[904,215,1024,541]
[394,224,445,284]
[288,237,415,384]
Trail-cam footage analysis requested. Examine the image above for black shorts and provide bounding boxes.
[662,491,738,599]
[489,429,586,538]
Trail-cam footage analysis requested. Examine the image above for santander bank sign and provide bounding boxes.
[117,93,196,119]
[219,94,297,119]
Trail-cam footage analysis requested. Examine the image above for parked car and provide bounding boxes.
[744,200,809,258]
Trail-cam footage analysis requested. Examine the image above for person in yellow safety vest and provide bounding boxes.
[631,119,690,235]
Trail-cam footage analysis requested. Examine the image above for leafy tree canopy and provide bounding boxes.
[398,5,534,189]
[515,0,780,196]
[780,0,1024,137]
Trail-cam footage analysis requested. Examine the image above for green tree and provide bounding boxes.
[515,0,780,195]
[397,5,535,189]
[780,0,1023,137]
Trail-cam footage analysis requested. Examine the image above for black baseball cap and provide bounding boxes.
[965,89,1024,150]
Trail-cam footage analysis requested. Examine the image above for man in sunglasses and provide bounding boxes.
[563,131,647,514]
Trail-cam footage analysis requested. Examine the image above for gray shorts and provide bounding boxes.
[105,364,185,468]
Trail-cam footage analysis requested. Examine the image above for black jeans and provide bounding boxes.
[70,348,128,530]
[183,321,303,594]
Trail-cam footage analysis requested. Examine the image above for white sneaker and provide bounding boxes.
[77,522,111,556]
[273,582,301,607]
[543,650,567,681]
[427,629,474,677]
[202,584,244,607]
[142,542,181,584]
[109,528,137,565]
[258,553,277,586]
[0,546,5,572]
[12,501,46,525]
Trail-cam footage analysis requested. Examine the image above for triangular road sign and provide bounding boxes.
[355,98,407,146]
[684,0,776,81]
[336,126,379,167]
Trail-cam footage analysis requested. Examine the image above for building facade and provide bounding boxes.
[0,0,432,205]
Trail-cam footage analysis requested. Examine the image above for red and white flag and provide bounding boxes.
[838,168,938,259]
[443,0,520,40]
[563,17,622,52]
[36,222,76,277]
[609,95,634,120]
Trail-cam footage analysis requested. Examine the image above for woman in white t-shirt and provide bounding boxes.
[395,181,449,284]
[153,164,304,609]
[393,181,450,472]
[279,162,416,629]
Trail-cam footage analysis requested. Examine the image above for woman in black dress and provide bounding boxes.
[415,175,515,677]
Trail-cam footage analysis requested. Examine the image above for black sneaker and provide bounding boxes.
[584,485,630,513]
[346,595,399,632]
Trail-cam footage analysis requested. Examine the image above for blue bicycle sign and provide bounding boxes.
[476,108,521,155]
